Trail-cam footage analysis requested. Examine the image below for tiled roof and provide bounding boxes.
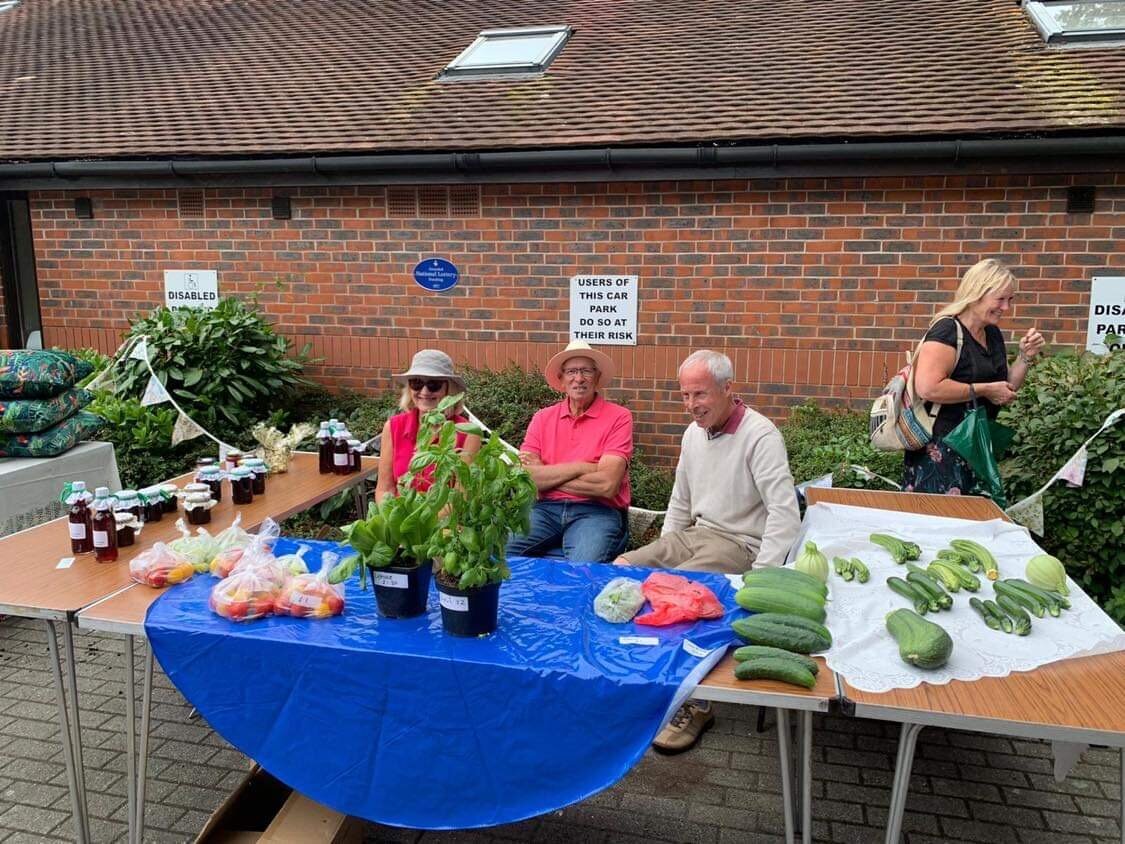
[1,0,1124,161]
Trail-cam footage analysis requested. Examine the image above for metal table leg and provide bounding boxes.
[800,711,812,844]
[44,620,89,844]
[123,636,137,844]
[791,713,803,837]
[776,708,795,844]
[1119,748,1123,844]
[136,644,155,842]
[61,620,92,843]
[885,722,924,844]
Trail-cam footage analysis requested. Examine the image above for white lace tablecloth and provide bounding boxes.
[784,502,1125,693]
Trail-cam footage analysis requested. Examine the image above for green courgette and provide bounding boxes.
[832,556,854,581]
[870,533,922,563]
[951,538,999,581]
[886,576,930,615]
[1005,578,1069,612]
[925,561,962,593]
[849,558,870,584]
[995,594,1033,635]
[905,571,949,611]
[982,599,1013,633]
[969,597,1001,631]
[885,609,953,669]
[993,581,1045,618]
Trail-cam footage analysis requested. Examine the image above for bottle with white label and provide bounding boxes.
[91,487,118,563]
[333,429,352,475]
[65,480,93,554]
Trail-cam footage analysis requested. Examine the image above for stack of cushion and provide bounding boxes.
[0,350,105,458]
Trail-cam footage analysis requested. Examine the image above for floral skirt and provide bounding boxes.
[902,438,988,497]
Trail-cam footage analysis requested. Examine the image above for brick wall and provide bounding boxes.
[29,173,1118,464]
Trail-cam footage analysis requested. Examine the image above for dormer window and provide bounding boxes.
[441,26,572,80]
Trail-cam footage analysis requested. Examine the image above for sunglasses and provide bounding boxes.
[408,378,448,393]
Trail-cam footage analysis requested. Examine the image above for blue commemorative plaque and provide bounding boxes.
[412,258,459,292]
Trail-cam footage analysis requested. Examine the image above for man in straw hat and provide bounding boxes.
[616,349,800,753]
[506,341,633,563]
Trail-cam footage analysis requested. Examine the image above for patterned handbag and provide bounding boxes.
[869,319,963,452]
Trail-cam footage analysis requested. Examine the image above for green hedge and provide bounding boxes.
[780,401,904,489]
[999,348,1124,624]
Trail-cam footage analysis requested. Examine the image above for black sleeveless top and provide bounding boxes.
[923,317,1008,440]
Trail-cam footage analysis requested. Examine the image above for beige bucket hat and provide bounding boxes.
[393,349,466,393]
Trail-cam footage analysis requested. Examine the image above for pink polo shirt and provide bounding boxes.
[521,393,633,510]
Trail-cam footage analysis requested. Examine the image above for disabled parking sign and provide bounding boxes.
[413,258,459,292]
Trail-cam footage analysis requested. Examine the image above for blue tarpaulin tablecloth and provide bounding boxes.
[144,538,740,829]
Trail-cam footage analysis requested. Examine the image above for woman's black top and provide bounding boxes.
[923,317,1008,440]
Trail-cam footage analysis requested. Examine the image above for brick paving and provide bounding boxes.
[0,617,1119,843]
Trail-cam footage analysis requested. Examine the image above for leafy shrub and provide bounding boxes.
[117,297,310,433]
[780,402,904,489]
[86,392,213,489]
[461,364,559,446]
[999,348,1124,623]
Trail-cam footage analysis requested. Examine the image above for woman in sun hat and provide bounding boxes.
[375,349,481,501]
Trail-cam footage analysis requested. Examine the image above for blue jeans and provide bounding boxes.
[506,501,629,564]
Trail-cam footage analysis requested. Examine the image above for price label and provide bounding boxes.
[56,557,75,570]
[618,636,660,646]
[92,531,109,548]
[68,523,87,540]
[439,592,469,612]
[682,639,711,659]
[291,593,324,609]
[373,571,409,589]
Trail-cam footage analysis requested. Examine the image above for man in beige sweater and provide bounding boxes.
[615,349,801,751]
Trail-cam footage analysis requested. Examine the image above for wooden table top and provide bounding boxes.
[697,652,835,712]
[0,452,374,620]
[806,487,1125,744]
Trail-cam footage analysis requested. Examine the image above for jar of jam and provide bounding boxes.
[115,489,143,522]
[230,465,254,505]
[139,486,164,523]
[317,422,332,474]
[160,483,180,512]
[115,512,139,548]
[196,456,216,470]
[63,480,94,555]
[198,465,224,503]
[243,458,268,495]
[184,491,213,525]
[332,430,352,475]
[91,487,119,563]
[347,439,363,473]
[225,449,244,472]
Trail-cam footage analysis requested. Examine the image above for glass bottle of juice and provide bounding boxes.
[333,430,352,475]
[65,481,94,554]
[91,487,119,563]
[317,422,332,474]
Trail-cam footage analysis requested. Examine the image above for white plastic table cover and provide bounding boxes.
[785,502,1125,693]
[0,441,121,537]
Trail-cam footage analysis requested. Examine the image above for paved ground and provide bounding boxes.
[0,617,1119,843]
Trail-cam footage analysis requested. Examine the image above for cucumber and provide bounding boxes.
[742,567,829,598]
[885,609,953,669]
[983,599,1013,633]
[886,576,930,615]
[993,581,1045,618]
[732,645,819,674]
[969,597,1001,631]
[731,616,831,653]
[748,612,833,644]
[735,587,827,623]
[734,657,817,689]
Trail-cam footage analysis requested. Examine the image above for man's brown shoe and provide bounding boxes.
[652,701,714,754]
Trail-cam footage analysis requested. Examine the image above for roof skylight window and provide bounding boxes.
[1024,1,1125,45]
[441,26,572,79]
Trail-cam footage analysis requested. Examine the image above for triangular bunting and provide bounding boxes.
[128,338,149,361]
[1006,492,1044,536]
[140,374,171,406]
[1054,446,1088,489]
[171,410,206,446]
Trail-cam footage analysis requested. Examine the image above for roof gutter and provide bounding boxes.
[2,135,1124,189]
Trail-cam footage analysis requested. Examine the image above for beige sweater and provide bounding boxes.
[663,408,801,568]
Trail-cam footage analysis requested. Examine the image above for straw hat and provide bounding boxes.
[393,349,466,393]
[544,340,615,391]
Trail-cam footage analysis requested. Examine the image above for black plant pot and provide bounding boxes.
[436,579,501,637]
[371,561,433,619]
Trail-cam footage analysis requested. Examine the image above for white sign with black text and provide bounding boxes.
[164,270,219,309]
[1086,276,1125,354]
[569,275,638,346]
